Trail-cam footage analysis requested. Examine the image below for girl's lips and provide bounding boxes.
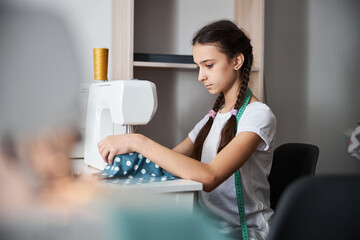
[205,84,212,89]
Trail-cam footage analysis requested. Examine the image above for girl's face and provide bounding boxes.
[193,43,241,96]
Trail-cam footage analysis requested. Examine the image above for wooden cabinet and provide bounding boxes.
[111,0,265,147]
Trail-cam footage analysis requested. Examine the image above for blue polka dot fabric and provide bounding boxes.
[97,152,179,185]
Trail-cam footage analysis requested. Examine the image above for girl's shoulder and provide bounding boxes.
[245,101,273,112]
[242,101,276,125]
[238,102,277,150]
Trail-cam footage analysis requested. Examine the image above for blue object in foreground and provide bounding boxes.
[97,152,179,184]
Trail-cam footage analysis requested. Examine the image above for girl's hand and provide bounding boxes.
[97,134,139,165]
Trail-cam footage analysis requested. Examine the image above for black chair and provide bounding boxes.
[267,175,360,240]
[268,143,319,210]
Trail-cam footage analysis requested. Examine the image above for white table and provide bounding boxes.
[71,159,203,212]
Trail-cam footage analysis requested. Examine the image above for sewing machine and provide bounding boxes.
[84,80,158,170]
[80,79,202,211]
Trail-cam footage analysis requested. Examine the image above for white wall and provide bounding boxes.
[4,0,113,83]
[265,0,360,174]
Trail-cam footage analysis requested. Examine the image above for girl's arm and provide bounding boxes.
[172,137,194,156]
[98,132,262,192]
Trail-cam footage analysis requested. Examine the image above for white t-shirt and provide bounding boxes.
[188,102,276,240]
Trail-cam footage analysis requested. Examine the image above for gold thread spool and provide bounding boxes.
[93,48,108,81]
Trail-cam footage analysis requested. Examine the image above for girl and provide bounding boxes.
[98,20,276,240]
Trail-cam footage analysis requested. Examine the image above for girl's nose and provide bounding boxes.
[198,68,206,82]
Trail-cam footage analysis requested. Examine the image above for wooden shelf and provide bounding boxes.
[134,61,197,69]
[134,61,260,71]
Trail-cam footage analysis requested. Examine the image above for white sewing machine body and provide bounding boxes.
[84,80,157,170]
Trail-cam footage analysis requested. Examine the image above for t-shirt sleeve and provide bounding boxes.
[188,114,209,143]
[237,104,276,151]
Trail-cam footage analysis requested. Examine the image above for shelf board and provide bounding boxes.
[134,61,197,69]
[134,61,261,71]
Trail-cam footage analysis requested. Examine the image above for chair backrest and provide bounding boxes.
[267,175,360,240]
[268,143,319,210]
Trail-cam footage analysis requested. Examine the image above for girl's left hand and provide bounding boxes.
[97,134,137,165]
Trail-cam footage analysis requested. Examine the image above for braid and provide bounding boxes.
[234,62,252,109]
[213,92,224,112]
[191,93,224,160]
[240,58,252,94]
[234,88,245,110]
[217,59,253,153]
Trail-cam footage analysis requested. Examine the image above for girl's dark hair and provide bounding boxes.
[191,20,253,161]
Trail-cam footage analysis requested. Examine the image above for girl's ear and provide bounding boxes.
[233,53,245,70]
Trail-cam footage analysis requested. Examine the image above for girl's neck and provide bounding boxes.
[221,83,241,113]
[219,94,237,113]
[221,89,260,113]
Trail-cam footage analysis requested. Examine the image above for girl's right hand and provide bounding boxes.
[97,134,140,165]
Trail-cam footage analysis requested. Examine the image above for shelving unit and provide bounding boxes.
[112,0,264,99]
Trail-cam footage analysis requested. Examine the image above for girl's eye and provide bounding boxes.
[206,64,213,69]
[195,66,200,70]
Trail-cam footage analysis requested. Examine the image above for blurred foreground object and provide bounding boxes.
[348,124,360,160]
[0,3,80,136]
[0,0,88,212]
[0,3,102,238]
